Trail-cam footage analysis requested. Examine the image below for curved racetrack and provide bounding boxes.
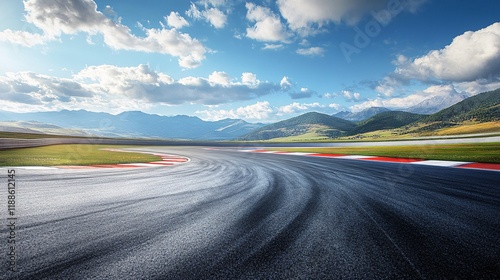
[2,147,499,279]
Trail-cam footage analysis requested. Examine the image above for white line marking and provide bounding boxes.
[410,160,471,167]
[11,166,59,170]
[286,152,315,156]
[119,163,163,167]
[336,155,374,159]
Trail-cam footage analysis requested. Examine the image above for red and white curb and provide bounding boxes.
[238,149,500,172]
[7,149,190,170]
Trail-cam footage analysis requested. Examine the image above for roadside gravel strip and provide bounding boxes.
[236,149,500,172]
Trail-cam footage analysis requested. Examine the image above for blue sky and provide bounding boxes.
[0,0,499,122]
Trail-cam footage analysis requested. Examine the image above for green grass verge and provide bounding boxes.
[0,144,160,166]
[271,142,500,163]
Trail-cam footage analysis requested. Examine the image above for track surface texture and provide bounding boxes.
[2,147,499,279]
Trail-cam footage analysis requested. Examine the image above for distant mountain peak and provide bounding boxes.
[333,107,390,121]
[421,88,500,123]
[216,119,246,132]
[0,110,263,140]
[1,89,497,141]
[406,93,470,114]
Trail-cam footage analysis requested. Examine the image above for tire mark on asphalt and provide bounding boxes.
[4,148,499,279]
[235,177,321,272]
[16,156,274,279]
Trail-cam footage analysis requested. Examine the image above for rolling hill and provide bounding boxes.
[239,89,499,141]
[0,121,92,137]
[409,88,500,134]
[239,112,356,140]
[1,89,498,141]
[351,111,425,135]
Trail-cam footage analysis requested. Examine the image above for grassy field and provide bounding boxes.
[271,142,500,163]
[254,121,500,143]
[268,132,329,142]
[0,144,160,166]
[434,121,500,135]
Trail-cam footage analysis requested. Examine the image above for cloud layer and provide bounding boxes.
[245,3,291,42]
[349,84,473,112]
[0,64,284,112]
[195,101,342,121]
[277,0,425,35]
[0,0,206,68]
[364,22,500,113]
[186,1,228,29]
[395,22,500,82]
[196,101,274,121]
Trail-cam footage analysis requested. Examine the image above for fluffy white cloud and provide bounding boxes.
[2,72,91,99]
[241,72,260,88]
[0,70,145,113]
[372,22,500,104]
[374,76,404,97]
[0,65,284,112]
[186,2,227,29]
[0,0,206,68]
[0,30,48,47]
[296,47,324,56]
[263,43,285,50]
[196,101,273,121]
[234,101,273,120]
[208,71,232,87]
[186,3,203,19]
[341,90,361,101]
[76,64,174,88]
[280,76,292,90]
[277,0,425,36]
[395,22,500,82]
[278,102,323,114]
[350,95,422,112]
[200,100,340,121]
[204,8,227,28]
[329,103,342,110]
[22,0,105,37]
[323,93,336,99]
[454,77,500,95]
[166,11,189,29]
[245,3,291,43]
[178,76,205,87]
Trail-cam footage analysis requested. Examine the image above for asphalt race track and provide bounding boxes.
[2,147,499,279]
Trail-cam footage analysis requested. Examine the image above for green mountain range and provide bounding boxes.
[240,88,500,141]
[1,89,498,141]
[352,111,425,135]
[239,112,356,141]
[421,88,499,123]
